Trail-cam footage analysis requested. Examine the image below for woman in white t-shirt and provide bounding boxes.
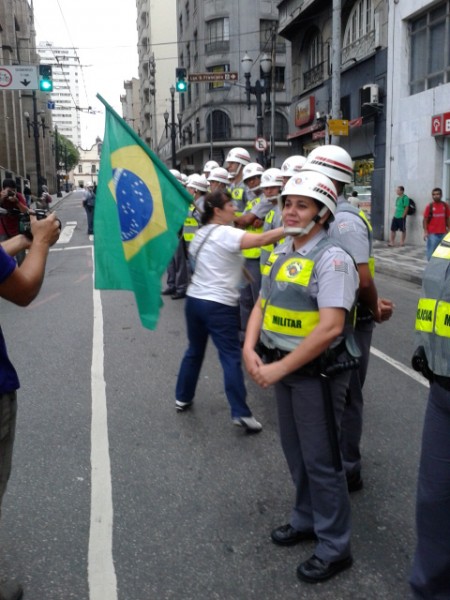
[175,190,284,432]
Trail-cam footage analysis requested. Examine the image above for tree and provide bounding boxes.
[55,131,80,172]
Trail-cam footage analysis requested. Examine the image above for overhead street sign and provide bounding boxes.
[188,72,238,83]
[0,65,38,90]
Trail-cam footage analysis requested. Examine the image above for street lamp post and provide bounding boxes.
[54,125,62,197]
[241,53,272,166]
[163,86,182,169]
[24,90,46,197]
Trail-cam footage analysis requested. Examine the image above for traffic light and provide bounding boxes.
[39,64,53,92]
[175,67,187,92]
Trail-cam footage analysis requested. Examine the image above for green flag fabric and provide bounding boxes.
[94,95,191,329]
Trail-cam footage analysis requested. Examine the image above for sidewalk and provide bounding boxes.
[373,240,426,286]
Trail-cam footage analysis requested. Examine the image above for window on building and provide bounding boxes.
[206,18,230,53]
[410,1,450,94]
[78,164,82,173]
[302,28,323,89]
[91,164,97,174]
[207,64,230,90]
[206,110,231,141]
[263,112,289,141]
[343,0,374,48]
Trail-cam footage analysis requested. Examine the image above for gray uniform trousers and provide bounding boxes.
[166,238,189,294]
[410,381,450,599]
[239,258,261,337]
[340,320,374,477]
[275,370,352,561]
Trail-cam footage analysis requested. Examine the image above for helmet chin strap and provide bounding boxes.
[228,163,242,180]
[284,206,328,237]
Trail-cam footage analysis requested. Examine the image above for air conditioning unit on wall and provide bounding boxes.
[360,83,380,106]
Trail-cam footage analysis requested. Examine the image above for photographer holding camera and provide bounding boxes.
[0,180,28,266]
[0,213,60,600]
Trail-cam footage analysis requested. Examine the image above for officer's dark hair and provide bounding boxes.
[201,191,232,225]
[2,178,16,190]
[432,187,442,194]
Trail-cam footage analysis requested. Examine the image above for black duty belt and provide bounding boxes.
[255,342,321,377]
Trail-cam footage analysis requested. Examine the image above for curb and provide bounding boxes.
[375,262,423,286]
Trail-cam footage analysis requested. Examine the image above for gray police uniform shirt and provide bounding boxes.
[328,194,370,265]
[272,230,359,313]
[250,194,274,220]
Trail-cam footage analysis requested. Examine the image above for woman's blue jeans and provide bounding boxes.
[175,296,252,419]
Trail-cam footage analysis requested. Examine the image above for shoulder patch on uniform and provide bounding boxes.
[337,221,357,234]
[332,258,349,274]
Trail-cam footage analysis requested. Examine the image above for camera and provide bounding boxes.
[18,209,51,239]
[7,190,16,198]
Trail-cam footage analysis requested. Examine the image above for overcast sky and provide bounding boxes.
[32,0,139,148]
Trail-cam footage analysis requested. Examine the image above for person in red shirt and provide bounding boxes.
[0,179,28,265]
[423,188,450,260]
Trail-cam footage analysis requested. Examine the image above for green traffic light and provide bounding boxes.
[40,80,53,92]
[176,80,187,92]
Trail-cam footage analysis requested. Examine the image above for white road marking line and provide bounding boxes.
[88,252,118,600]
[57,223,77,244]
[50,244,92,252]
[370,346,429,388]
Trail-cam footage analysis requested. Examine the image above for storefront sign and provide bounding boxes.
[431,113,450,136]
[295,96,315,127]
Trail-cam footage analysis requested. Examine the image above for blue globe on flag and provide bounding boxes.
[113,168,154,242]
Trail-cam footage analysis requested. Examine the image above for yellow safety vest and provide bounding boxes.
[242,196,264,259]
[415,233,450,376]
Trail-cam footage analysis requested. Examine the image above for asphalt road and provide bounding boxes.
[0,193,424,599]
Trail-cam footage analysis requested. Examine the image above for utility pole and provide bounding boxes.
[331,0,342,145]
[269,24,277,168]
[55,125,62,197]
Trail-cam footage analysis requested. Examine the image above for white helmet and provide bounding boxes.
[169,168,183,183]
[302,145,353,184]
[207,167,230,186]
[242,162,264,182]
[180,173,189,186]
[226,147,251,179]
[187,173,209,193]
[280,171,337,236]
[203,160,219,175]
[281,155,307,178]
[260,168,283,189]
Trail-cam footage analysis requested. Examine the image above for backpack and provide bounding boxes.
[407,198,416,216]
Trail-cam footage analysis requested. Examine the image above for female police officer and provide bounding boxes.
[243,171,359,583]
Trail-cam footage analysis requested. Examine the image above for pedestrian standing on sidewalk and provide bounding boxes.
[410,231,450,598]
[389,186,410,247]
[243,172,359,582]
[422,187,450,260]
[175,190,285,433]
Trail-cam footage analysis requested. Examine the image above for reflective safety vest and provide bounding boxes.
[242,196,264,259]
[230,186,247,215]
[260,237,350,352]
[183,205,199,243]
[336,202,375,277]
[260,206,284,272]
[415,233,450,376]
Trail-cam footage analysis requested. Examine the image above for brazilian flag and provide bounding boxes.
[94,95,191,329]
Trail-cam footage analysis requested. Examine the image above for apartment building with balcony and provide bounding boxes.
[278,0,388,238]
[37,41,81,148]
[170,0,292,173]
[136,0,178,151]
[121,78,141,134]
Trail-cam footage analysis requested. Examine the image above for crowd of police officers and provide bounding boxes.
[164,145,450,596]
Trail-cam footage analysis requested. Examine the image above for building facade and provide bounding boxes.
[385,0,450,246]
[121,78,141,134]
[72,137,102,188]
[0,0,56,193]
[37,41,81,148]
[170,0,292,173]
[136,0,178,151]
[278,0,389,238]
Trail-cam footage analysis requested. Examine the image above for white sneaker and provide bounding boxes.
[176,400,192,412]
[232,416,263,432]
